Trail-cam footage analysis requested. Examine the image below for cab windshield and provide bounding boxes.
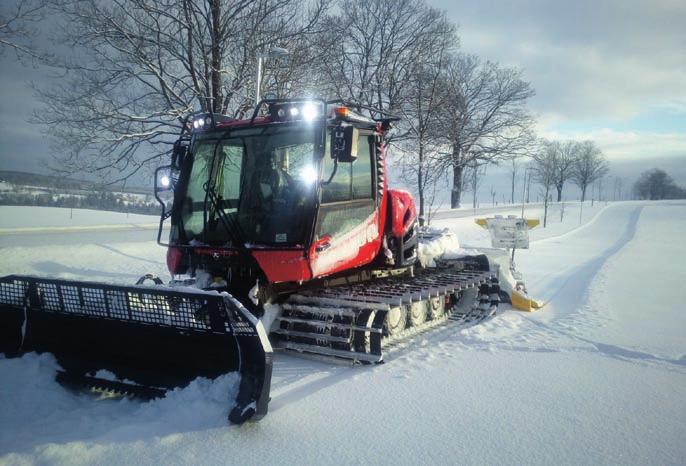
[174,125,320,246]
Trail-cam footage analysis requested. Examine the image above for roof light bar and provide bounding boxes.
[189,113,230,132]
[268,101,323,123]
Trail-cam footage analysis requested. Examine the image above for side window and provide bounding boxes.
[320,133,373,203]
[316,131,376,240]
[352,135,373,199]
[321,156,351,203]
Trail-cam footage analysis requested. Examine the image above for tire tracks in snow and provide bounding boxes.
[532,204,643,314]
[514,205,686,371]
[464,340,686,372]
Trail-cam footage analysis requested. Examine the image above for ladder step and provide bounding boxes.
[276,316,383,334]
[280,303,357,317]
[289,294,392,310]
[272,328,351,343]
[281,342,382,363]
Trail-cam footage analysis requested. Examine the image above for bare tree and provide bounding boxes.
[466,161,486,209]
[530,141,556,227]
[397,13,457,224]
[525,165,533,203]
[435,54,535,208]
[315,0,451,128]
[509,157,519,204]
[553,140,578,202]
[0,0,48,60]
[613,176,623,201]
[571,140,608,203]
[33,0,329,182]
[424,172,450,224]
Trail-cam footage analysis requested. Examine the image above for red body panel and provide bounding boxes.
[387,189,417,238]
[251,249,311,283]
[309,209,383,278]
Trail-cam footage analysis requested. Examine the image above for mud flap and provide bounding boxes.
[0,275,272,424]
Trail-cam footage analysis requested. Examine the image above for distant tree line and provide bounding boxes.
[633,169,686,200]
[0,191,158,215]
[0,170,149,194]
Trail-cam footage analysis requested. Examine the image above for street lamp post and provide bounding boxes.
[255,46,289,105]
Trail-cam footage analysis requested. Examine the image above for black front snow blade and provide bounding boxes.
[0,275,273,424]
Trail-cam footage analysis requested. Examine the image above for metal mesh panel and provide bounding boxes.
[0,276,242,334]
[0,278,27,307]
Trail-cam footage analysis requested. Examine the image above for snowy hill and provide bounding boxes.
[0,202,684,465]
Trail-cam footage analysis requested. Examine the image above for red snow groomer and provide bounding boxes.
[0,99,499,424]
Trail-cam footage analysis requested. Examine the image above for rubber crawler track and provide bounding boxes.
[272,259,501,363]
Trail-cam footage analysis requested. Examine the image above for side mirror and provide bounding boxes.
[154,165,174,214]
[331,125,358,163]
[172,141,188,170]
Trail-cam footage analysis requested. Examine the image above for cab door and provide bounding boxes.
[310,130,381,277]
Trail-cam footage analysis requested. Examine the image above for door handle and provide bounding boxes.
[315,241,331,253]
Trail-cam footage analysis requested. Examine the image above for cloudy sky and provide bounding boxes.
[431,0,686,162]
[0,0,684,176]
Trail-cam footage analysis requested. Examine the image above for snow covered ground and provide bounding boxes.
[1,202,684,465]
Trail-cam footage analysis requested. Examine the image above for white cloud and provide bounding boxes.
[540,127,686,161]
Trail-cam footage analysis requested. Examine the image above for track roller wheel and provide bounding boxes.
[408,301,427,327]
[384,306,407,337]
[428,296,446,320]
